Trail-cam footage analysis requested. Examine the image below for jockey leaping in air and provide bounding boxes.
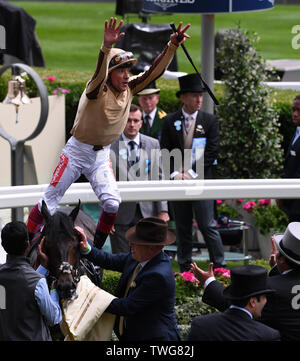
[27,17,190,249]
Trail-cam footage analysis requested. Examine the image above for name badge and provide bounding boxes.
[291,150,296,156]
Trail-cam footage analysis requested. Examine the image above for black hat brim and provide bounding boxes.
[176,88,207,98]
[223,285,275,300]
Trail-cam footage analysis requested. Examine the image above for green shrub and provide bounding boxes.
[175,296,217,339]
[253,203,289,235]
[274,97,296,154]
[215,27,284,179]
[101,269,121,296]
[216,200,242,219]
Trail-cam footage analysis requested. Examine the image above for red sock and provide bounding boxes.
[27,204,44,234]
[96,211,118,234]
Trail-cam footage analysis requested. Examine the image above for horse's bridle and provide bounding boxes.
[58,261,81,283]
[40,226,81,301]
[55,261,80,301]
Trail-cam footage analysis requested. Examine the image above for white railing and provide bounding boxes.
[1,179,300,209]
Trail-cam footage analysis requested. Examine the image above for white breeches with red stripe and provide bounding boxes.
[38,136,121,215]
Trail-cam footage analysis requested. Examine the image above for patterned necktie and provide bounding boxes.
[144,114,151,134]
[119,263,142,336]
[185,116,193,133]
[128,140,138,166]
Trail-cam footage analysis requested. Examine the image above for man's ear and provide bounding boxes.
[277,253,286,267]
[248,296,258,310]
[179,94,185,103]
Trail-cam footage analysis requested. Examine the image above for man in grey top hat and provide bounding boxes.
[191,222,300,341]
[263,222,300,341]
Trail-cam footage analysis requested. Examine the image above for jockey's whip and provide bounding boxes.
[170,22,219,106]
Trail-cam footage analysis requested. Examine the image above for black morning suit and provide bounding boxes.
[160,109,220,179]
[282,133,300,221]
[201,266,300,341]
[160,109,225,271]
[187,307,280,341]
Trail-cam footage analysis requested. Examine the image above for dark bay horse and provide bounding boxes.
[40,200,82,300]
[28,200,102,301]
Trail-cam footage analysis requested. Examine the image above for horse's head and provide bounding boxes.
[41,200,81,301]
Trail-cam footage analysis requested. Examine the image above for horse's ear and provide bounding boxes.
[41,200,51,223]
[69,199,81,222]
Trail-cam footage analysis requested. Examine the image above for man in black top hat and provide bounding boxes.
[137,81,167,141]
[187,265,280,341]
[160,73,225,271]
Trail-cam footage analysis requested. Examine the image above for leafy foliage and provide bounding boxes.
[101,270,121,296]
[234,198,289,235]
[253,203,289,235]
[174,271,202,302]
[216,200,242,219]
[215,28,284,179]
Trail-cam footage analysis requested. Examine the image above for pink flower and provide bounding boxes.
[236,199,244,204]
[216,200,223,205]
[47,76,56,82]
[258,199,271,207]
[52,87,70,95]
[181,271,198,282]
[243,201,257,213]
[214,268,230,278]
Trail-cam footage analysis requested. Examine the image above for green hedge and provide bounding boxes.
[0,68,298,176]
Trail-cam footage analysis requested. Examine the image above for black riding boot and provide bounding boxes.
[94,229,109,249]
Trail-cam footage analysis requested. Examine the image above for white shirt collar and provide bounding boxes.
[122,133,140,146]
[140,259,150,268]
[143,108,157,120]
[143,108,157,128]
[229,305,253,319]
[182,108,198,121]
[282,269,293,275]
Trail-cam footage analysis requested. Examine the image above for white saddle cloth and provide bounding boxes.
[60,275,116,341]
